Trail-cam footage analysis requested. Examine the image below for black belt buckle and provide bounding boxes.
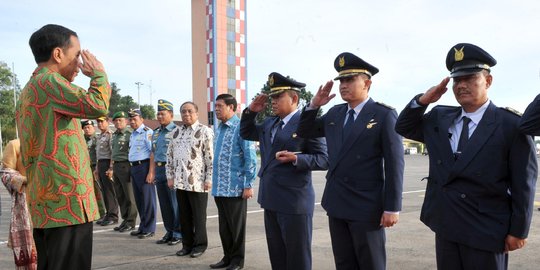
[130,159,149,166]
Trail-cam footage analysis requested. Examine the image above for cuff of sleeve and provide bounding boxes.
[413,93,428,107]
[384,211,400,215]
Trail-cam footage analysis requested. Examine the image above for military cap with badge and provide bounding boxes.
[446,43,497,78]
[112,111,127,120]
[334,52,379,80]
[81,119,94,127]
[266,72,306,96]
[128,108,142,118]
[157,99,174,111]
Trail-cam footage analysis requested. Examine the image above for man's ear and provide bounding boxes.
[485,74,493,89]
[51,47,63,64]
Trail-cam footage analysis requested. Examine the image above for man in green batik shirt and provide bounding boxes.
[16,24,111,270]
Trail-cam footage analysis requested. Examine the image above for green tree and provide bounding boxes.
[0,62,20,147]
[140,104,156,120]
[254,76,316,123]
[115,95,138,116]
[107,82,123,116]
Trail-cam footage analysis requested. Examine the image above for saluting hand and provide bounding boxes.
[418,77,450,105]
[80,50,105,77]
[311,80,335,108]
[249,94,268,112]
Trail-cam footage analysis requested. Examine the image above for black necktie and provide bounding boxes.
[456,116,471,158]
[272,120,284,144]
[343,109,355,141]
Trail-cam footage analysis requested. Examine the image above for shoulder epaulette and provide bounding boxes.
[375,101,394,110]
[143,126,150,131]
[500,107,522,116]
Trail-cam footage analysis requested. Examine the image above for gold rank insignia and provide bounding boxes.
[339,56,345,67]
[454,46,465,61]
[366,119,378,129]
[268,75,274,86]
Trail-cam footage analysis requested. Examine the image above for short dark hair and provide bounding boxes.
[216,93,238,112]
[181,101,199,112]
[29,24,78,64]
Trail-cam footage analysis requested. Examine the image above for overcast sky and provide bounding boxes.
[1,0,540,114]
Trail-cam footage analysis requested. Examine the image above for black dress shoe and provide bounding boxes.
[100,219,118,226]
[96,217,105,225]
[114,220,127,231]
[190,250,205,258]
[156,235,171,244]
[167,237,182,245]
[210,259,230,269]
[226,264,243,270]
[119,224,134,232]
[130,230,142,236]
[137,232,155,239]
[176,248,192,256]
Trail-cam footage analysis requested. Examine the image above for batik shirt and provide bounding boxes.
[211,115,257,197]
[166,121,213,192]
[16,66,111,228]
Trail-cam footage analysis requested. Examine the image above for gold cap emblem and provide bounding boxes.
[454,46,465,61]
[339,56,345,67]
[268,75,274,86]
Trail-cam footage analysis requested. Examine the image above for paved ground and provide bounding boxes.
[2,155,540,269]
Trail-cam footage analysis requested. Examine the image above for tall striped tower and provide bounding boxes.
[192,0,247,126]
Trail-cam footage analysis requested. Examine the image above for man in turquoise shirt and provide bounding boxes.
[151,99,182,245]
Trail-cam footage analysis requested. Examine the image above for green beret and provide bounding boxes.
[112,111,127,120]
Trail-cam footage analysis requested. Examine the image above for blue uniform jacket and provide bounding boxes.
[395,99,537,252]
[240,109,329,215]
[297,98,404,226]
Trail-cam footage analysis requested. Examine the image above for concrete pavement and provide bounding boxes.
[2,155,540,269]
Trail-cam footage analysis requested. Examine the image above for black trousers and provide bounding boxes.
[112,161,138,226]
[435,234,508,270]
[328,216,386,270]
[98,159,119,220]
[214,196,247,266]
[177,190,208,252]
[34,222,93,270]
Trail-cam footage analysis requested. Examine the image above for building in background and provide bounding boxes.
[192,0,247,126]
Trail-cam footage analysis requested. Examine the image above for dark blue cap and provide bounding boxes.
[128,108,142,118]
[446,43,497,78]
[266,72,306,96]
[334,52,379,80]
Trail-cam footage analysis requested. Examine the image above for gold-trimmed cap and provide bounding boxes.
[266,72,306,96]
[446,43,497,78]
[333,52,379,80]
[157,99,174,111]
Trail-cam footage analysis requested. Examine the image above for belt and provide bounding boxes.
[130,159,150,166]
[156,162,167,167]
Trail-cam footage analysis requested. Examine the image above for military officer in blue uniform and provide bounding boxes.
[240,72,329,270]
[128,108,157,239]
[297,52,404,270]
[395,43,538,270]
[151,100,182,245]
